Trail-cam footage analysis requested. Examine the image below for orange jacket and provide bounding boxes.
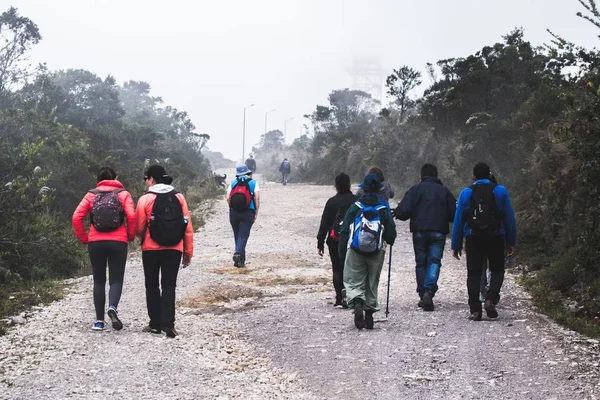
[135,187,194,257]
[72,180,136,244]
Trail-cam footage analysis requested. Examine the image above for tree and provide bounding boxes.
[385,66,422,121]
[0,7,41,98]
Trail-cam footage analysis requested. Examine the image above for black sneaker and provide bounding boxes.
[341,289,348,309]
[418,297,424,308]
[422,291,434,312]
[107,307,123,331]
[354,300,365,330]
[484,299,499,318]
[365,310,374,330]
[142,325,161,334]
[163,327,178,338]
[469,311,482,321]
[233,253,242,267]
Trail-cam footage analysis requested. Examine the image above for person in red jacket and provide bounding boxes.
[72,167,136,331]
[136,165,194,338]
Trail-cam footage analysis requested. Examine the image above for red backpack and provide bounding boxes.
[228,178,254,211]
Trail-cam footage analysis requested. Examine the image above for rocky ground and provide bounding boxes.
[0,171,599,399]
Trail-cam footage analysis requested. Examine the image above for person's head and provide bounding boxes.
[97,167,117,183]
[473,162,491,180]
[235,164,252,178]
[359,173,384,193]
[284,158,288,161]
[249,154,253,159]
[367,166,384,182]
[420,163,438,179]
[334,173,351,193]
[144,164,172,188]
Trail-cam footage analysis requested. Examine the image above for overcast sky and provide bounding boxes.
[9,0,600,162]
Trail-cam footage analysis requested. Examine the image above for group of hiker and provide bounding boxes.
[317,162,516,329]
[243,154,292,185]
[73,159,515,335]
[72,165,193,337]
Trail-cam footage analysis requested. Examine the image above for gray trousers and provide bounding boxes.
[343,248,385,311]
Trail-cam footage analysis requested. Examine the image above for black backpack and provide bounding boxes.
[89,188,125,232]
[466,184,502,235]
[328,202,352,242]
[149,191,188,246]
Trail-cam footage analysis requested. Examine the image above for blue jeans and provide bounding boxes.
[229,209,255,262]
[413,231,446,297]
[281,171,288,185]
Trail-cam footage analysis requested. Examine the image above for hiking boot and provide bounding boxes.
[354,300,365,330]
[484,299,499,319]
[163,327,178,338]
[91,321,105,331]
[142,325,162,334]
[468,311,482,321]
[365,310,374,330]
[422,291,434,312]
[107,307,123,331]
[232,253,242,267]
[418,297,424,308]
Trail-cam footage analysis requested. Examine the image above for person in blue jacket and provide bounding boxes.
[451,162,516,321]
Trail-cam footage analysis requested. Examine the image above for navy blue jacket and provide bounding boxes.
[394,177,457,234]
[451,179,517,251]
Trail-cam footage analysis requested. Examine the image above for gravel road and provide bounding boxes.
[1,172,599,399]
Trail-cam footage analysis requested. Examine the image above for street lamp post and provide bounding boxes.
[284,117,294,143]
[242,103,255,161]
[264,109,276,135]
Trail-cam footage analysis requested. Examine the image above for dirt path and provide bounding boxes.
[1,175,599,399]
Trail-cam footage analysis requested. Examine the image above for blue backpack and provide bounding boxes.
[348,201,387,255]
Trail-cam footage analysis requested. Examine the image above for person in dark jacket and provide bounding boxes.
[279,158,291,185]
[317,173,357,308]
[245,154,257,173]
[393,164,456,311]
[339,173,396,330]
[355,166,394,205]
[452,162,517,321]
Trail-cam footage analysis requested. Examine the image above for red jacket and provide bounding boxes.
[135,186,194,257]
[72,180,136,244]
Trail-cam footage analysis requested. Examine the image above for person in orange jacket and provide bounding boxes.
[136,164,193,338]
[72,167,136,331]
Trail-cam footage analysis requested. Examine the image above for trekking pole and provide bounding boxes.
[385,244,393,318]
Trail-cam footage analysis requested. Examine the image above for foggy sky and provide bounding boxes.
[9,0,600,162]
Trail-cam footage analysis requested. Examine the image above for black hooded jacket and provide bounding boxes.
[317,191,357,250]
[394,176,457,234]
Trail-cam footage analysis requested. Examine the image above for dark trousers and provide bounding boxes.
[413,231,446,297]
[229,209,255,262]
[88,241,128,321]
[466,235,506,313]
[326,238,344,302]
[142,250,182,329]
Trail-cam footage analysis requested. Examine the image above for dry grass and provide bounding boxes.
[179,283,264,307]
[210,266,252,275]
[248,274,330,287]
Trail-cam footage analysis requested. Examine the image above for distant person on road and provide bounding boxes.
[392,163,456,312]
[279,158,291,185]
[317,173,357,308]
[339,173,396,330]
[245,154,257,173]
[72,167,136,332]
[136,165,194,338]
[227,164,260,268]
[452,162,516,321]
[355,166,394,205]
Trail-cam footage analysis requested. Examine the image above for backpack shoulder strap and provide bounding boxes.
[354,201,364,209]
[112,188,126,194]
[88,189,101,194]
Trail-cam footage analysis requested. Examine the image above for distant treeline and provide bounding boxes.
[251,3,600,334]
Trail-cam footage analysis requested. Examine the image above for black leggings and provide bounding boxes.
[142,250,182,329]
[327,238,345,302]
[88,241,128,321]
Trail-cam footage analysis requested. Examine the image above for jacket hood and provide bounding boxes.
[148,184,175,194]
[96,180,125,190]
[421,176,443,185]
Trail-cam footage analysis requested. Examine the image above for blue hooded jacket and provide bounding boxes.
[451,179,517,251]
